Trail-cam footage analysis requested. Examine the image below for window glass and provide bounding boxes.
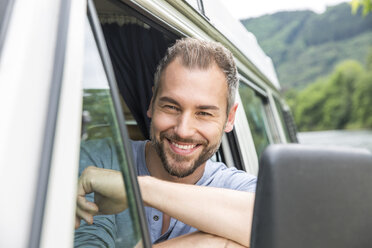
[274,97,292,142]
[184,0,204,14]
[74,17,143,248]
[239,83,271,158]
[0,0,11,31]
[184,0,199,10]
[0,0,13,53]
[97,0,174,141]
[274,97,298,143]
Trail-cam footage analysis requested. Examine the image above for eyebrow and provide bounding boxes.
[158,96,220,111]
[158,96,180,106]
[197,105,220,111]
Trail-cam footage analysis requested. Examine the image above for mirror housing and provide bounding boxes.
[251,144,372,248]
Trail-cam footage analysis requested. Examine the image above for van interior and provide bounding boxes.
[93,0,177,141]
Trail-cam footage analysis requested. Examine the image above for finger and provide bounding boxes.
[77,195,99,214]
[76,206,94,225]
[95,194,127,215]
[77,172,93,197]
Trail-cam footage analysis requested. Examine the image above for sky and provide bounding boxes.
[220,0,349,19]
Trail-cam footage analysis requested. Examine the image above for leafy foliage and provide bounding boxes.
[351,0,372,16]
[82,89,115,140]
[239,84,271,157]
[350,72,372,128]
[241,3,372,89]
[288,60,372,131]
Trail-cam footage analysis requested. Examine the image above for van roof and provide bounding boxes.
[185,0,281,90]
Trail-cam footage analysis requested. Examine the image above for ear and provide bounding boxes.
[147,87,155,118]
[224,103,238,133]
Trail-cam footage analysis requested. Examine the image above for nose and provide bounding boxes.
[174,112,196,139]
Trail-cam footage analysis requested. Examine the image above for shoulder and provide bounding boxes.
[130,140,146,159]
[130,140,149,176]
[200,160,257,192]
[80,137,115,154]
[79,138,119,175]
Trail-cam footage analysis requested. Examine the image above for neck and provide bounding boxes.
[145,141,205,184]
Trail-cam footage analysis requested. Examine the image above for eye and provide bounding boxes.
[197,111,212,117]
[164,105,179,111]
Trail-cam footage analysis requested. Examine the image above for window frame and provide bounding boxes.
[0,0,15,58]
[29,0,73,246]
[86,0,152,246]
[105,0,180,40]
[233,74,285,175]
[273,96,299,143]
[233,91,259,175]
[238,78,274,155]
[225,130,245,170]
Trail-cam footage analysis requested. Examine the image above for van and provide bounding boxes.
[2,0,356,247]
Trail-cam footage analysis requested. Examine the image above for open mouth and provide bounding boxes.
[166,138,201,155]
[172,142,197,150]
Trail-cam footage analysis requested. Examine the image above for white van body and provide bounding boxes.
[0,0,296,247]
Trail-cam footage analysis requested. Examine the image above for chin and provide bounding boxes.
[163,160,195,178]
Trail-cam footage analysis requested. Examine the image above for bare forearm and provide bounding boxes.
[76,167,254,246]
[153,231,248,248]
[139,176,254,247]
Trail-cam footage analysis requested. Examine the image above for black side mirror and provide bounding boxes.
[251,144,372,248]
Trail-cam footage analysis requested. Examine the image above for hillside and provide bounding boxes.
[241,3,372,90]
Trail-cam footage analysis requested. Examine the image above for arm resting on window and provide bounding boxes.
[76,166,254,247]
[140,176,254,247]
[153,231,248,248]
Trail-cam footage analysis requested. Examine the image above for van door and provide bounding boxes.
[73,1,151,247]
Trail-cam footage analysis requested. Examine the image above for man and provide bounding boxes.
[75,38,256,247]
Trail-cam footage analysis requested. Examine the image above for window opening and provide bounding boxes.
[274,97,298,143]
[74,7,149,247]
[94,0,176,140]
[0,0,15,57]
[239,83,271,159]
[226,130,244,170]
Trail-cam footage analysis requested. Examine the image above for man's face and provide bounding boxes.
[147,57,237,178]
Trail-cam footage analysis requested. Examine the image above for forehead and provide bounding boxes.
[157,58,228,107]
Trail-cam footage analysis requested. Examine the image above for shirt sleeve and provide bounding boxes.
[74,138,120,247]
[222,167,257,192]
[203,162,257,192]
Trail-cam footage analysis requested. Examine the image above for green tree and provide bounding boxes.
[284,88,298,112]
[366,47,372,70]
[292,60,365,131]
[350,72,372,128]
[82,89,115,140]
[293,78,328,131]
[241,3,372,89]
[322,60,364,129]
[351,0,372,16]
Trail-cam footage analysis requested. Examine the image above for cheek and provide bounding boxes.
[197,121,224,142]
[152,112,176,132]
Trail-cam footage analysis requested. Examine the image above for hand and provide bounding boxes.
[75,166,128,229]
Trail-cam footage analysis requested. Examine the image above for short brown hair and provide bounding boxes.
[153,37,238,114]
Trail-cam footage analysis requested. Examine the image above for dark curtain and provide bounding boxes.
[102,23,173,139]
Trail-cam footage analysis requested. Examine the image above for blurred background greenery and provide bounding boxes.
[240,2,372,132]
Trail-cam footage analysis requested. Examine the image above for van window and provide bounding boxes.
[74,16,143,248]
[96,0,174,140]
[239,83,271,158]
[184,0,206,15]
[0,0,14,54]
[0,1,7,25]
[274,97,298,143]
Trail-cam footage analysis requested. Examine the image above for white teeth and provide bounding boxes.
[172,142,196,150]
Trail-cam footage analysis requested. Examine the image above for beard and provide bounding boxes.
[150,127,222,178]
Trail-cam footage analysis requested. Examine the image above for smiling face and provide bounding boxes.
[147,57,237,178]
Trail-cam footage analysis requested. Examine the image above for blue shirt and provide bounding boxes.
[74,139,256,247]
